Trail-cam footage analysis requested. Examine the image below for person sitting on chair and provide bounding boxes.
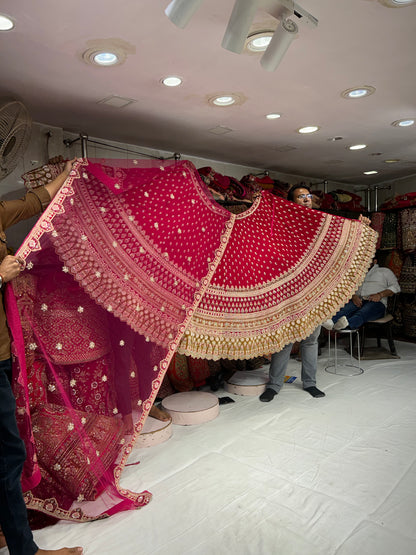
[323,257,400,331]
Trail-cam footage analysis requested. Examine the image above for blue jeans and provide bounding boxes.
[333,300,385,329]
[268,326,321,392]
[0,358,38,555]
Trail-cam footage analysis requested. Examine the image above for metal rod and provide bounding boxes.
[367,187,371,212]
[63,137,80,148]
[80,134,88,158]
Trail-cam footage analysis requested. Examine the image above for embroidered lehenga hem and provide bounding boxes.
[179,194,377,359]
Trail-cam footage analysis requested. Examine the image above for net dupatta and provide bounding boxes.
[6,157,377,522]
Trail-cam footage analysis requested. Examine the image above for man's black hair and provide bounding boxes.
[287,183,312,202]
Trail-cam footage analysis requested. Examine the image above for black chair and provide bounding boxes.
[359,295,398,357]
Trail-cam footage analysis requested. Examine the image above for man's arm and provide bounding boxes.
[367,289,394,303]
[44,158,76,199]
[368,268,401,302]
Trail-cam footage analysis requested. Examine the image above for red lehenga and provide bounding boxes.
[7,158,377,522]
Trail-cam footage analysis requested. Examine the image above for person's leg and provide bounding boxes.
[347,301,385,329]
[300,326,320,388]
[300,327,325,397]
[268,343,292,392]
[260,343,292,401]
[0,359,38,555]
[332,301,360,324]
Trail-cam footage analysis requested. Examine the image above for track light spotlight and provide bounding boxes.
[221,0,259,54]
[165,0,204,29]
[164,0,316,71]
[260,18,298,71]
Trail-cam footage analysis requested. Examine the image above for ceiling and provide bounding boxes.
[1,0,416,185]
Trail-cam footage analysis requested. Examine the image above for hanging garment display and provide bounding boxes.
[8,158,377,522]
[370,212,386,250]
[400,208,416,252]
[380,212,399,250]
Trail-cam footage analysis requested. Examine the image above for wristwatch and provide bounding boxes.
[0,274,4,288]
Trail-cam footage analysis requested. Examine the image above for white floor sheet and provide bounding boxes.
[4,340,416,554]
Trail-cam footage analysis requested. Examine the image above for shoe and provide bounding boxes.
[333,316,349,331]
[304,386,326,398]
[259,388,277,402]
[322,319,334,330]
[207,372,224,392]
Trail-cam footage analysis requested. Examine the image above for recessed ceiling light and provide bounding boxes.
[363,170,378,175]
[83,45,127,67]
[349,144,367,150]
[213,96,235,106]
[391,118,415,127]
[162,76,182,87]
[266,113,281,120]
[208,95,234,107]
[341,86,376,99]
[298,126,319,134]
[384,159,401,163]
[246,32,274,53]
[93,52,119,66]
[0,13,14,30]
[207,92,245,107]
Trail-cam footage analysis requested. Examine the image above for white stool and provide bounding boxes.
[224,369,269,396]
[161,391,219,425]
[134,416,173,449]
[325,329,364,376]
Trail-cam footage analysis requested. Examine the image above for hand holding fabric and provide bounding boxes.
[0,255,24,283]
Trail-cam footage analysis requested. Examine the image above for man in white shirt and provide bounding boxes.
[323,258,401,331]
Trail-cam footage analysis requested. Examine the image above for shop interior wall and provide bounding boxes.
[1,122,416,253]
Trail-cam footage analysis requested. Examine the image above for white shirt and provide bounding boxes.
[356,264,401,307]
